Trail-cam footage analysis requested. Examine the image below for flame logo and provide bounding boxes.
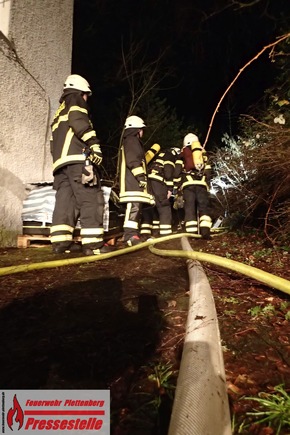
[7,394,24,431]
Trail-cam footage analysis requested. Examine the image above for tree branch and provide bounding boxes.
[203,32,290,148]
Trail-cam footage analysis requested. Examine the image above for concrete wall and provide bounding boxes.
[0,0,74,246]
[0,0,11,38]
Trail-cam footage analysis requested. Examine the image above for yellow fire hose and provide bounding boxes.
[1,232,288,435]
[0,233,289,296]
[149,241,290,295]
[0,233,195,277]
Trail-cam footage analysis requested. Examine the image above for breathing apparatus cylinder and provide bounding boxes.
[183,133,205,172]
[145,143,161,164]
[191,141,205,171]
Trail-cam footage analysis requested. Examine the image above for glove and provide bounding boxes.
[89,144,103,165]
[173,194,184,210]
[139,180,147,189]
[136,174,147,189]
[82,161,97,186]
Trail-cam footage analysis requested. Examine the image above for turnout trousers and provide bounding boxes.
[141,180,172,237]
[50,164,105,249]
[123,202,142,242]
[183,184,212,237]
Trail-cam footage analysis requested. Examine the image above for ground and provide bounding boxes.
[0,231,290,434]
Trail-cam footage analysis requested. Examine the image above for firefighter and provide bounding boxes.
[140,144,178,239]
[50,74,115,255]
[174,133,212,239]
[119,115,155,246]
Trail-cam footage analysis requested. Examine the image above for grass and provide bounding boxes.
[240,384,290,434]
[248,304,276,318]
[147,362,177,402]
[247,302,290,321]
[111,362,177,433]
[220,296,240,304]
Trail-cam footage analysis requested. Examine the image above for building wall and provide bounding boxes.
[0,0,11,37]
[0,0,74,246]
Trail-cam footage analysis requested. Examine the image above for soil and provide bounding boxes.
[0,231,290,435]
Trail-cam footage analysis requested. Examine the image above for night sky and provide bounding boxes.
[72,0,290,148]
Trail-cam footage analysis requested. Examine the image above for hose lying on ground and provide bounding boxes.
[0,233,196,277]
[1,233,289,296]
[149,240,290,295]
[168,237,232,435]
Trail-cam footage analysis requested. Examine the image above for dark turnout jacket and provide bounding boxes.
[119,128,154,205]
[50,89,100,173]
[174,146,211,190]
[147,149,175,191]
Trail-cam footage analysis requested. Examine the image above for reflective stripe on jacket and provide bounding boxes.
[174,155,211,190]
[147,150,175,190]
[119,128,154,204]
[50,89,100,173]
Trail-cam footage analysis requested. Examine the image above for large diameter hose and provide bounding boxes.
[1,233,289,295]
[168,237,231,435]
[149,242,290,295]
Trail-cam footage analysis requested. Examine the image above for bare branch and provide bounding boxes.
[115,39,172,181]
[232,0,264,9]
[203,32,290,148]
[240,114,290,131]
[264,178,285,245]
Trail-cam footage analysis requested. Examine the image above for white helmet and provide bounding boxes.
[183,133,199,148]
[124,115,146,129]
[63,74,92,95]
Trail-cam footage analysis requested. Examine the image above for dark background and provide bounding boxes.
[72,0,290,147]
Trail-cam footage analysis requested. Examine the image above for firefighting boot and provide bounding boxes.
[200,227,211,240]
[126,235,142,246]
[82,243,116,256]
[52,242,82,254]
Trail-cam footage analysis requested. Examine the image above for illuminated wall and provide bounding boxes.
[0,0,74,245]
[0,0,11,37]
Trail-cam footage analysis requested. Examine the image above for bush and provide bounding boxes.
[210,122,290,244]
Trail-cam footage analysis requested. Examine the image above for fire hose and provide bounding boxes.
[0,233,192,277]
[167,237,232,435]
[0,234,289,296]
[1,233,289,435]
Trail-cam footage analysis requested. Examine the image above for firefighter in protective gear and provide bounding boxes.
[50,74,114,255]
[119,115,155,246]
[140,144,177,239]
[174,133,212,239]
